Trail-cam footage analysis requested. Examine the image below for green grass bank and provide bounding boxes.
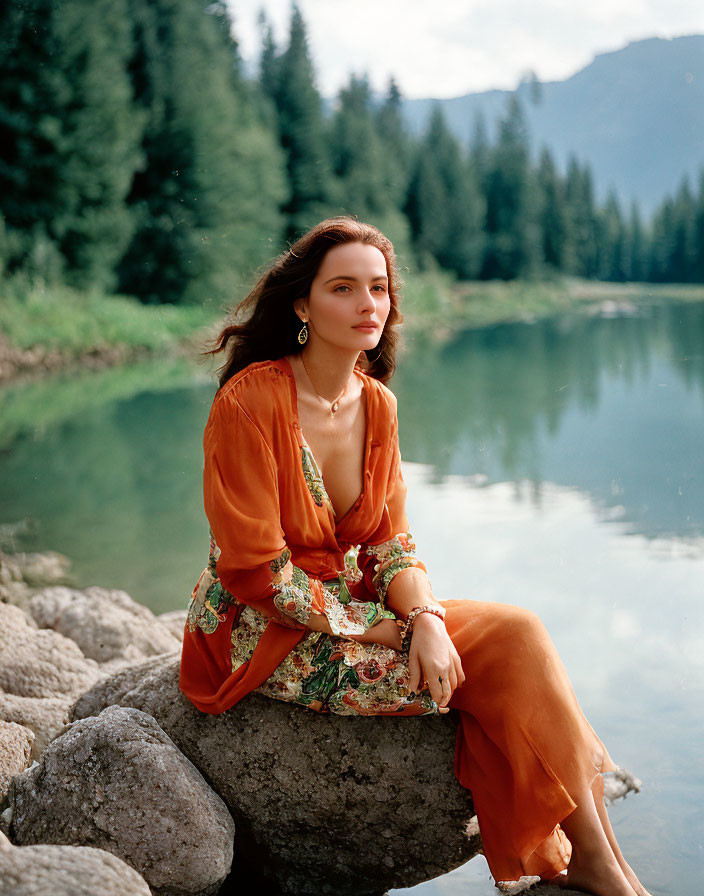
[0,282,219,381]
[2,275,704,382]
[401,273,704,341]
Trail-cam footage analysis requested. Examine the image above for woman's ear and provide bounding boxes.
[292,297,308,322]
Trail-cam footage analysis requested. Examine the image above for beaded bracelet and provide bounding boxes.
[399,605,447,652]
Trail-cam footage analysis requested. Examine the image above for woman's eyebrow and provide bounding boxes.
[323,274,388,284]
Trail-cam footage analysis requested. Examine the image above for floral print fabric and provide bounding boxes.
[186,533,233,635]
[300,440,335,516]
[365,532,423,604]
[187,534,400,639]
[187,534,437,716]
[231,602,438,716]
[265,538,402,636]
[297,425,424,609]
[181,357,432,717]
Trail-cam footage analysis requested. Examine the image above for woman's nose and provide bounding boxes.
[358,287,376,311]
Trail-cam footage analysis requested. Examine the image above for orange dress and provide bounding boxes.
[179,356,617,884]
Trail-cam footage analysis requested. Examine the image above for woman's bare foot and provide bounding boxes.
[618,859,652,896]
[591,784,652,896]
[558,785,645,896]
[556,844,638,896]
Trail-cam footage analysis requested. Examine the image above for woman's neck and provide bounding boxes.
[295,344,360,404]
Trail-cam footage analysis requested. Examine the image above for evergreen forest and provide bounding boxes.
[2,0,704,311]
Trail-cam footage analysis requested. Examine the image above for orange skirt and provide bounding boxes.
[443,599,617,881]
[185,596,616,883]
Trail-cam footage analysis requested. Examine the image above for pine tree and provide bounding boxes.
[116,0,287,304]
[670,179,696,282]
[258,14,278,99]
[264,4,335,239]
[323,74,413,259]
[0,0,144,289]
[625,202,647,282]
[480,95,539,279]
[405,105,483,279]
[594,191,626,280]
[536,147,568,272]
[693,170,704,283]
[329,75,389,219]
[564,158,599,278]
[405,137,446,269]
[469,112,490,189]
[374,77,413,210]
[648,177,699,283]
[649,197,676,282]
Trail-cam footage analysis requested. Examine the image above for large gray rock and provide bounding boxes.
[27,585,180,664]
[0,602,101,699]
[0,721,34,802]
[71,655,479,896]
[0,691,70,761]
[8,705,235,896]
[158,608,188,642]
[0,549,71,589]
[0,829,152,896]
[0,557,32,609]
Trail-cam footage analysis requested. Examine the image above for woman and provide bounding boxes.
[179,217,650,895]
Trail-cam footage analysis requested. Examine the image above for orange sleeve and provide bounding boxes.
[203,392,326,628]
[203,391,389,635]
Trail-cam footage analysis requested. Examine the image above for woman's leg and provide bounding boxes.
[590,782,652,896]
[557,785,639,896]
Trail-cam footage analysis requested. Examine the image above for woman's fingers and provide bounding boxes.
[427,673,443,707]
[451,643,466,686]
[433,674,453,713]
[407,617,466,710]
[439,674,452,711]
[448,665,458,696]
[427,666,452,708]
[408,650,422,694]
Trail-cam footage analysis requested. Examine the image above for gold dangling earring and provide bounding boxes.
[297,319,309,345]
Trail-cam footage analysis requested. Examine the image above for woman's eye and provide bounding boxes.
[334,284,351,293]
[372,284,388,293]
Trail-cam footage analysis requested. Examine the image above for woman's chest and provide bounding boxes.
[297,404,366,521]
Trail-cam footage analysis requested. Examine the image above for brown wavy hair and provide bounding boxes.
[206,217,404,387]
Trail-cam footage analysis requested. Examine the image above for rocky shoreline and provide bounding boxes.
[0,332,208,386]
[0,547,639,895]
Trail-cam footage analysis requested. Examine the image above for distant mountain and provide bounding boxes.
[402,35,704,216]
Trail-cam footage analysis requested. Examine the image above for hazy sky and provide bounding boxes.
[225,0,704,98]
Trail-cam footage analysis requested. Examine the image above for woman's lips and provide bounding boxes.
[353,324,378,331]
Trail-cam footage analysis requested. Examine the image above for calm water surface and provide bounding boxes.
[1,298,702,895]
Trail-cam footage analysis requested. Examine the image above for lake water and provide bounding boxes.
[1,297,702,895]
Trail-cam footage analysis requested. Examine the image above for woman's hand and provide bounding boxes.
[350,618,402,651]
[408,613,465,713]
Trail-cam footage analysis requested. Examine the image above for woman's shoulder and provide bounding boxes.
[212,358,291,413]
[357,369,399,418]
[205,360,293,445]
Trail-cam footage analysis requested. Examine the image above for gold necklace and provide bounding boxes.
[299,354,349,415]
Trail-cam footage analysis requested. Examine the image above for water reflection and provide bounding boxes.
[393,464,704,896]
[0,356,212,450]
[394,301,704,540]
[0,359,213,611]
[1,301,702,895]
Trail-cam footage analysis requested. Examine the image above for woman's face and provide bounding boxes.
[294,241,391,354]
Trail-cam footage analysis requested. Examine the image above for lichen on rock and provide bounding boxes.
[8,705,234,896]
[72,655,480,896]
